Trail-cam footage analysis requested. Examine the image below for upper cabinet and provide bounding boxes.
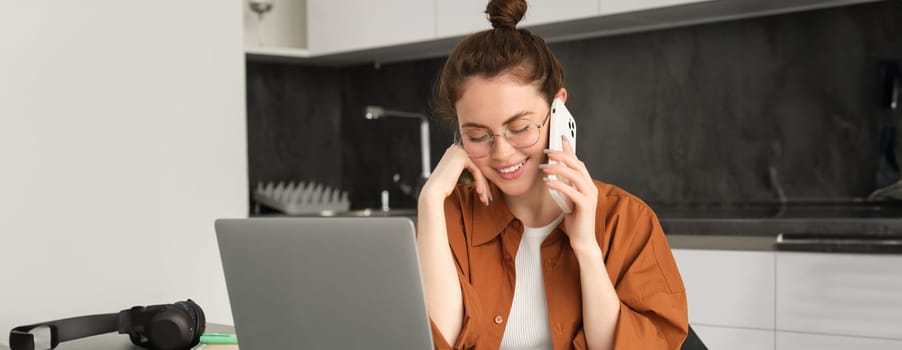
[435,0,490,38]
[307,0,435,55]
[245,0,883,65]
[244,0,309,57]
[523,0,600,25]
[600,0,714,16]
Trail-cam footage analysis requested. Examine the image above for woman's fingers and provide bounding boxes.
[422,144,472,200]
[543,156,591,190]
[465,157,492,205]
[540,162,586,192]
[545,143,590,178]
[420,144,496,207]
[543,137,597,207]
[440,144,491,205]
[561,135,576,155]
[543,175,583,203]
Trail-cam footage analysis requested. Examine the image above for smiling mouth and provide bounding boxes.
[497,159,527,174]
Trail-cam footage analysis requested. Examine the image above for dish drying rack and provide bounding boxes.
[254,181,350,215]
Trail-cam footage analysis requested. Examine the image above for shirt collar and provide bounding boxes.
[471,184,515,246]
[469,179,609,247]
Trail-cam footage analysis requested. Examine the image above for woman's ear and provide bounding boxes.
[555,88,568,104]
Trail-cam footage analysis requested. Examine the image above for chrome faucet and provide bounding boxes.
[364,106,432,180]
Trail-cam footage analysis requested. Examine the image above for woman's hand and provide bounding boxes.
[419,144,493,206]
[541,136,600,255]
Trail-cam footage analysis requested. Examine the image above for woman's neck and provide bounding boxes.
[502,179,563,228]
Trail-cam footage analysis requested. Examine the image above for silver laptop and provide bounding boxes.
[215,217,434,349]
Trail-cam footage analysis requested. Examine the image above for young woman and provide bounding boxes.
[417,0,688,349]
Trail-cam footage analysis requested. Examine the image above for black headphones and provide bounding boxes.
[9,299,205,350]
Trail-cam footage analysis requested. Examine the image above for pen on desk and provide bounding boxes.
[199,333,239,344]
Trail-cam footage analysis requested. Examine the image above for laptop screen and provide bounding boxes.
[215,217,434,349]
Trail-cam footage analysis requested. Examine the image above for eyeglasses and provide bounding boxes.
[457,111,550,158]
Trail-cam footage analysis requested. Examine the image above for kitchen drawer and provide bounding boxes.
[776,252,902,340]
[672,249,775,329]
[776,331,902,350]
[693,325,774,350]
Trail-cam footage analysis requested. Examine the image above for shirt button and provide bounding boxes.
[494,315,504,324]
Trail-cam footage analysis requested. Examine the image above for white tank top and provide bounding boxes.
[500,215,563,350]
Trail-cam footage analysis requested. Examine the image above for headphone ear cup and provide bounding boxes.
[122,300,206,350]
[147,308,191,350]
[175,300,206,345]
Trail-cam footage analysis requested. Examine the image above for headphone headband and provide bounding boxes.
[10,313,120,350]
[8,299,204,350]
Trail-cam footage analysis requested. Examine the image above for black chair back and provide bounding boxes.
[680,325,707,350]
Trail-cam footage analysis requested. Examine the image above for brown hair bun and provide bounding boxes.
[485,0,527,29]
[434,0,564,124]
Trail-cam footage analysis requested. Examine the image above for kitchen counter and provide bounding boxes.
[653,201,902,235]
[656,202,902,253]
[655,201,902,233]
[255,202,902,253]
[659,217,902,236]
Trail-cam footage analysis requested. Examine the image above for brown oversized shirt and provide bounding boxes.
[428,180,688,349]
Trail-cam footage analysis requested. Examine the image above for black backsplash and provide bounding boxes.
[246,63,342,197]
[246,2,902,212]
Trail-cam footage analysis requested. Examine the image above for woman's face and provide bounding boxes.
[455,73,556,198]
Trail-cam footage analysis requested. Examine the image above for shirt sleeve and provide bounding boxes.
[571,200,688,349]
[570,298,688,350]
[427,190,485,350]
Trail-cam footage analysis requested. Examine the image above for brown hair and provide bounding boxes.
[434,0,565,124]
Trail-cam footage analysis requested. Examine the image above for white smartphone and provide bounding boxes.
[546,98,577,213]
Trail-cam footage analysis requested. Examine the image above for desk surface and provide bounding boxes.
[2,324,234,350]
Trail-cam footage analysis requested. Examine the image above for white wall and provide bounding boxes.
[0,1,247,343]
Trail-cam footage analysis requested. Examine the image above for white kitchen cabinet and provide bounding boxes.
[671,241,902,349]
[672,248,776,349]
[243,0,309,57]
[776,331,902,350]
[694,325,774,350]
[613,0,878,36]
[520,0,600,26]
[600,0,715,16]
[436,0,492,38]
[672,249,775,329]
[306,0,435,55]
[248,0,882,64]
[776,252,902,340]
